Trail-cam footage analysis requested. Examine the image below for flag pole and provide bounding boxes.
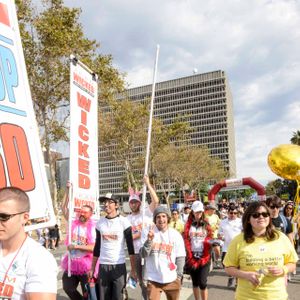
[67,182,73,277]
[141,44,160,231]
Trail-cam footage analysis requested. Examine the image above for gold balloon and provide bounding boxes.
[268,144,300,180]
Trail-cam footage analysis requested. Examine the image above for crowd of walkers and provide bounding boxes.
[60,180,299,300]
[1,185,299,300]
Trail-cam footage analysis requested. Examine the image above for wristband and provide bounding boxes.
[282,266,288,275]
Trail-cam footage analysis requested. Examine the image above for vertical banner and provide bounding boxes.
[0,1,55,228]
[69,55,98,218]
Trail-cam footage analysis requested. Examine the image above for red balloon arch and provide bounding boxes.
[208,177,266,202]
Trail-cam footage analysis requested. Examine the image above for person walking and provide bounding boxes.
[90,193,137,300]
[224,201,298,300]
[266,196,293,244]
[204,203,221,268]
[126,175,159,300]
[141,206,186,300]
[169,209,184,234]
[0,187,57,300]
[61,204,96,300]
[183,201,212,300]
[218,204,242,287]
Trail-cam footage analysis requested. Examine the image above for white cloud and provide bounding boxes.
[63,0,300,184]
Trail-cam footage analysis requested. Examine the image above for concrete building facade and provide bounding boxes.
[99,70,236,195]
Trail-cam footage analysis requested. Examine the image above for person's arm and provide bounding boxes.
[267,262,296,276]
[285,218,294,245]
[175,256,185,280]
[140,228,154,258]
[287,232,294,245]
[124,226,137,280]
[225,266,261,287]
[144,175,159,212]
[26,293,56,300]
[89,229,101,278]
[67,243,95,252]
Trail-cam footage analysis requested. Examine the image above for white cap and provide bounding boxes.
[191,201,204,212]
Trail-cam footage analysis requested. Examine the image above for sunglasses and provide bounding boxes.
[104,200,116,205]
[251,212,270,219]
[269,205,281,209]
[286,207,293,210]
[0,211,27,222]
[229,211,238,215]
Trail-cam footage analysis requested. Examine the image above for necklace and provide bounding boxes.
[1,235,27,285]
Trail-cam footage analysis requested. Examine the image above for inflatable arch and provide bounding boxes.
[208,177,266,202]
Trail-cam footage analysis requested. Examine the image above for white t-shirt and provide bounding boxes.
[69,222,96,259]
[218,217,243,252]
[96,215,131,264]
[0,237,57,300]
[189,225,208,256]
[145,227,186,284]
[127,212,153,254]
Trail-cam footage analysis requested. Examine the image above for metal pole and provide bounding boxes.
[141,45,160,220]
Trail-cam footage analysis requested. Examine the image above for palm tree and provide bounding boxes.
[290,130,300,145]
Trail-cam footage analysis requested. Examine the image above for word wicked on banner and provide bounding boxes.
[77,91,91,189]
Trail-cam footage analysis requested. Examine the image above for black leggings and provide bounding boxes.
[62,272,88,300]
[190,262,210,290]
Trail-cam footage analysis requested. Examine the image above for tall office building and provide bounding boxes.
[99,70,236,195]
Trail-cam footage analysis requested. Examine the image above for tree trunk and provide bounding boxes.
[45,146,58,214]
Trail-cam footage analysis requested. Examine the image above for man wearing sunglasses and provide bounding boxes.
[218,205,242,287]
[0,187,57,300]
[266,196,293,245]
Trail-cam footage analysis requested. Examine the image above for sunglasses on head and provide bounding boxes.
[0,211,27,222]
[269,205,280,209]
[251,212,270,219]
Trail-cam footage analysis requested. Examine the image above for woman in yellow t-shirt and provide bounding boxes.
[223,201,298,300]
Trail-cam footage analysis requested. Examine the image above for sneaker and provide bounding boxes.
[227,277,235,288]
[215,261,223,269]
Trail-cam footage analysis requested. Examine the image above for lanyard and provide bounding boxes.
[2,235,27,285]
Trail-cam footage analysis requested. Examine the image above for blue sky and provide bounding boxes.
[64,0,300,184]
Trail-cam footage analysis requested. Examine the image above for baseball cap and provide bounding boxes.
[191,201,204,212]
[98,193,119,203]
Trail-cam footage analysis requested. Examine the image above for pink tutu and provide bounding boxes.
[61,253,93,275]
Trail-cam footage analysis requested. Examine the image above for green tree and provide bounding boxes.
[99,98,149,190]
[152,144,228,208]
[291,130,300,145]
[99,96,191,191]
[16,0,124,210]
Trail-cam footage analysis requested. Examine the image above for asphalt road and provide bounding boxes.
[52,245,300,300]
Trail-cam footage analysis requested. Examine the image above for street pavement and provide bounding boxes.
[53,245,300,300]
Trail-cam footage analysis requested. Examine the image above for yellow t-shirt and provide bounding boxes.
[205,213,220,238]
[223,232,298,300]
[169,220,184,234]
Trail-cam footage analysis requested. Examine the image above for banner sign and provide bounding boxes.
[0,1,55,229]
[69,56,98,218]
[225,178,243,187]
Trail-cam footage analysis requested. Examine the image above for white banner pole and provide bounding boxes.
[67,183,73,277]
[141,45,160,225]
